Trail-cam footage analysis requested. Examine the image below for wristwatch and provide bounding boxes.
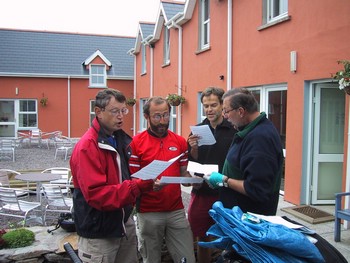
[223,176,229,188]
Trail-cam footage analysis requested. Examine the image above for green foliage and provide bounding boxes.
[332,60,350,91]
[2,228,35,248]
[166,94,186,106]
[126,97,136,106]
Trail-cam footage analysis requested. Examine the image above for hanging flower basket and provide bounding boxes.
[166,94,185,106]
[40,97,48,107]
[332,60,350,95]
[126,98,136,106]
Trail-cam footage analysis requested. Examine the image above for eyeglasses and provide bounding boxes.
[103,107,129,116]
[151,113,170,121]
[222,108,236,115]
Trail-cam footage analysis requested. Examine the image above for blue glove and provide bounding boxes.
[204,172,224,189]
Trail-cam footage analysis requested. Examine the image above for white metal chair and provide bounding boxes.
[54,136,73,160]
[29,129,42,147]
[41,184,73,225]
[16,131,31,148]
[0,186,42,226]
[0,139,15,162]
[41,130,62,149]
[0,169,30,197]
[41,167,72,196]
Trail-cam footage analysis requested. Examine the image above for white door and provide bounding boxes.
[312,84,345,204]
[0,100,16,138]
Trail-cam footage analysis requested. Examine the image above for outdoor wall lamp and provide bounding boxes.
[290,51,297,73]
[219,75,224,80]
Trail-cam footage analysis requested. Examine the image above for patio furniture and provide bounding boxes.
[15,173,61,202]
[0,139,15,162]
[54,136,73,160]
[41,167,72,196]
[334,191,350,242]
[41,130,62,149]
[0,186,42,226]
[16,131,31,148]
[0,169,30,197]
[29,129,42,147]
[41,184,73,225]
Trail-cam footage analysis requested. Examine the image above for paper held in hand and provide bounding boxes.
[131,153,184,180]
[187,161,218,176]
[190,125,216,146]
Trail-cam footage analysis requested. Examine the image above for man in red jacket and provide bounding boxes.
[129,96,195,263]
[70,89,153,263]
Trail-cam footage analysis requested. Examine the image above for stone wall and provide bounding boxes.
[0,226,77,263]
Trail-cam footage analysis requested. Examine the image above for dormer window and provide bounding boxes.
[90,64,107,87]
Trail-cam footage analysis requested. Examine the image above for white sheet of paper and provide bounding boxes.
[159,176,203,184]
[187,161,218,175]
[247,212,303,229]
[131,153,184,180]
[190,125,216,146]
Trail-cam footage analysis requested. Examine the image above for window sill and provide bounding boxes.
[195,46,211,55]
[162,62,171,68]
[257,15,291,31]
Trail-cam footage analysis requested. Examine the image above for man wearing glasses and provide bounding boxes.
[129,96,196,263]
[204,88,283,216]
[187,87,236,263]
[70,89,154,263]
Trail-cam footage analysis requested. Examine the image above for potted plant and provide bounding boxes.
[332,60,350,95]
[166,94,185,106]
[40,97,48,107]
[126,98,136,106]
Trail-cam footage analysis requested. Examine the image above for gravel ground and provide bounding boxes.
[0,146,191,230]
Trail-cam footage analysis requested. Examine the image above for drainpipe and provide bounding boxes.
[227,0,232,91]
[150,45,154,97]
[167,20,183,135]
[67,76,71,137]
[132,53,137,136]
[142,37,154,97]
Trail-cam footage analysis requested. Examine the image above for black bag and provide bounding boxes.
[47,212,76,234]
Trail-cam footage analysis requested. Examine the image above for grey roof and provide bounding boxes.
[162,2,185,20]
[0,29,135,78]
[140,23,155,40]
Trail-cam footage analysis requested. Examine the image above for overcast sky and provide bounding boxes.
[0,0,161,37]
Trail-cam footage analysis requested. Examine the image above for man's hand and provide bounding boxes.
[203,172,224,189]
[135,179,154,193]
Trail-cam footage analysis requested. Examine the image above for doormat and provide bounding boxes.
[281,205,334,224]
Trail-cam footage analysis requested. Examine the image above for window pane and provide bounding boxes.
[268,90,287,148]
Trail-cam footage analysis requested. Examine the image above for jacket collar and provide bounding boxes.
[235,112,266,139]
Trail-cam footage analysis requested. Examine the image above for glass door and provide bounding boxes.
[312,84,345,204]
[0,100,16,137]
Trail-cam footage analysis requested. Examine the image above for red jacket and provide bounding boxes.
[70,118,141,238]
[129,129,188,213]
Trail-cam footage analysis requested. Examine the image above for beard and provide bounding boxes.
[149,122,169,136]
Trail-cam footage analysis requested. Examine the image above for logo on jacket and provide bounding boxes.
[168,146,178,151]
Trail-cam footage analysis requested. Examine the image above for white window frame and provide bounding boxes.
[18,100,38,129]
[197,92,206,123]
[89,100,95,126]
[265,0,288,24]
[89,64,107,87]
[141,44,146,74]
[199,0,210,50]
[139,99,148,132]
[163,26,170,65]
[169,106,176,133]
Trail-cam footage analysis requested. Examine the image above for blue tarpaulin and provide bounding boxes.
[198,201,325,263]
